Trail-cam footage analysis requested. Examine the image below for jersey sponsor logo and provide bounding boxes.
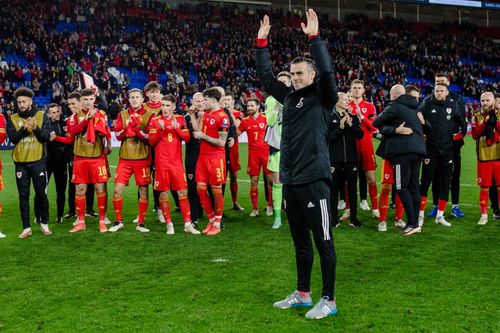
[16,172,22,178]
[307,201,315,208]
[424,158,430,165]
[296,97,304,108]
[39,172,45,176]
[431,109,437,113]
[332,119,338,123]
[446,108,452,114]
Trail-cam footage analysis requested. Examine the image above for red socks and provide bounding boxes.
[420,196,427,211]
[368,181,378,210]
[76,194,86,221]
[159,196,172,223]
[212,186,224,223]
[112,196,123,222]
[97,192,107,221]
[138,197,148,224]
[480,187,489,214]
[250,185,258,210]
[395,194,404,220]
[230,180,238,204]
[197,184,214,218]
[178,194,191,223]
[438,199,447,212]
[267,184,273,207]
[378,185,390,222]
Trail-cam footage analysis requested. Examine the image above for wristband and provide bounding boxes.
[256,38,268,48]
[307,33,319,41]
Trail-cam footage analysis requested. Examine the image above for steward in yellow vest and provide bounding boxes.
[6,87,51,237]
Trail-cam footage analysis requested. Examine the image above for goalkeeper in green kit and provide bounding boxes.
[265,71,292,229]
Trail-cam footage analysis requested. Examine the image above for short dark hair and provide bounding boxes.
[225,92,235,100]
[67,91,81,100]
[203,87,222,102]
[14,87,34,99]
[435,83,449,91]
[405,85,420,95]
[144,81,161,92]
[291,57,317,74]
[80,88,95,97]
[435,72,447,78]
[47,103,59,109]
[162,94,176,103]
[351,79,365,88]
[247,98,260,106]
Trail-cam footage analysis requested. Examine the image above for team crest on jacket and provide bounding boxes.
[424,158,430,165]
[446,108,452,114]
[188,174,193,180]
[16,172,22,179]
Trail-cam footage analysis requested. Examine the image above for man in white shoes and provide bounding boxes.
[237,98,273,218]
[471,92,500,225]
[7,87,52,238]
[148,95,200,235]
[109,88,154,233]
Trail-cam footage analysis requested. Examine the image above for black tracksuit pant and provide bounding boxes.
[186,156,202,222]
[420,153,453,203]
[47,159,68,219]
[432,148,461,206]
[15,161,49,228]
[491,179,499,211]
[393,154,421,227]
[330,162,358,224]
[284,179,336,300]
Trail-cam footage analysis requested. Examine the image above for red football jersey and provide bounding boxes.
[199,109,229,157]
[148,115,190,170]
[349,100,377,150]
[238,113,269,153]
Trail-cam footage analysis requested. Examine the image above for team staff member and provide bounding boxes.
[193,88,229,236]
[265,71,292,229]
[373,84,426,236]
[329,92,363,228]
[0,111,7,238]
[237,98,273,217]
[67,88,111,233]
[148,95,200,235]
[47,103,70,224]
[429,73,467,218]
[256,10,338,319]
[417,84,467,227]
[7,87,52,238]
[349,79,379,218]
[471,92,500,225]
[109,89,154,233]
[490,94,500,219]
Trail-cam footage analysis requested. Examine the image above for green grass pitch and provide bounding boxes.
[0,138,498,332]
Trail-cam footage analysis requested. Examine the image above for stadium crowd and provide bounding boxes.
[0,1,498,118]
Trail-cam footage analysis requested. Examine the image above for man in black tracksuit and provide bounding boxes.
[256,11,338,319]
[7,87,52,238]
[417,83,467,227]
[46,103,70,223]
[430,74,466,218]
[329,92,363,228]
[373,84,427,235]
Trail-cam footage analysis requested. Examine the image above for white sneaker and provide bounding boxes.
[337,199,346,210]
[166,223,175,235]
[184,223,200,235]
[372,209,380,218]
[272,218,282,229]
[249,209,259,217]
[360,200,370,211]
[109,222,124,232]
[378,221,387,232]
[104,216,112,225]
[435,217,451,227]
[340,209,350,221]
[136,224,150,233]
[266,206,274,216]
[132,216,139,224]
[477,216,488,225]
[40,223,52,236]
[394,219,406,228]
[157,211,166,223]
[0,231,6,238]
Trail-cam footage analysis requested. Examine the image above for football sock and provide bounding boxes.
[159,196,172,224]
[395,194,404,221]
[480,187,489,215]
[97,192,107,221]
[272,183,282,219]
[178,194,191,223]
[75,194,86,221]
[197,184,214,217]
[212,186,224,219]
[230,179,238,204]
[379,185,391,222]
[112,196,123,222]
[267,184,273,207]
[420,196,427,212]
[138,197,148,224]
[437,199,447,219]
[368,181,378,210]
[250,184,258,210]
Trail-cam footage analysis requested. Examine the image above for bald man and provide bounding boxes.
[471,92,500,225]
[373,84,427,236]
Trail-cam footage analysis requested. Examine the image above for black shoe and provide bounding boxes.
[332,220,340,228]
[85,211,98,217]
[55,217,63,224]
[494,209,500,220]
[220,223,225,230]
[64,212,76,219]
[389,202,395,209]
[349,218,362,228]
[191,220,199,228]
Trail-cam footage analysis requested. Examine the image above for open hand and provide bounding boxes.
[301,9,319,36]
[395,122,413,135]
[258,15,271,39]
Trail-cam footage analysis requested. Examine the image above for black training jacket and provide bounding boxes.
[256,36,338,185]
[329,111,364,163]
